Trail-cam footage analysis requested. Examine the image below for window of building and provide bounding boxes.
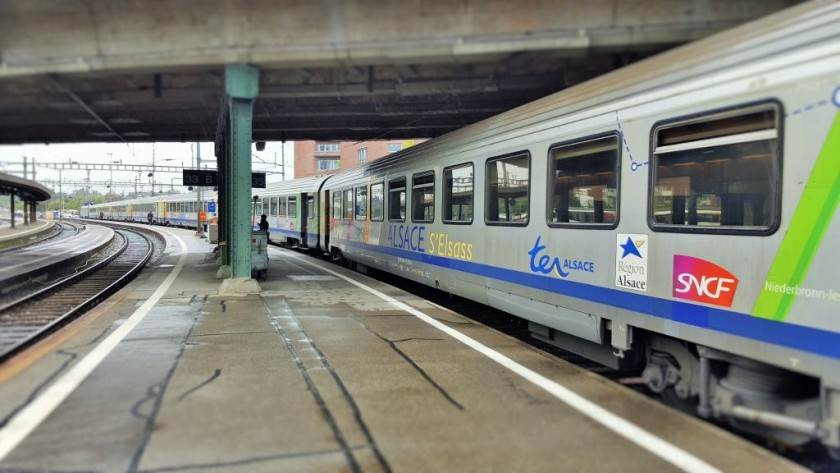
[332,192,342,220]
[388,177,406,221]
[549,134,620,227]
[486,152,530,225]
[650,102,781,233]
[355,186,367,220]
[358,147,368,164]
[317,143,340,152]
[443,163,473,223]
[371,183,384,221]
[388,143,402,153]
[317,159,341,171]
[412,172,435,222]
[343,189,353,220]
[288,196,297,218]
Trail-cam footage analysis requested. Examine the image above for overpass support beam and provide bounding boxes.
[224,64,259,281]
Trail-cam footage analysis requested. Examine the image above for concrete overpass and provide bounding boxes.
[0,0,804,144]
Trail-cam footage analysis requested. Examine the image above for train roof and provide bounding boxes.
[260,175,331,195]
[85,190,218,209]
[325,0,840,188]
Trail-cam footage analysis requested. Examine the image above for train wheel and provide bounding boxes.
[659,388,697,415]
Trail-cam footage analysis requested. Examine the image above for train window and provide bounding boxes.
[486,152,530,225]
[332,192,342,220]
[270,197,278,216]
[288,196,297,218]
[650,102,781,234]
[388,178,406,221]
[548,134,620,228]
[262,198,269,216]
[343,189,353,220]
[371,183,384,221]
[443,163,473,224]
[355,186,367,220]
[412,172,435,222]
[278,196,287,218]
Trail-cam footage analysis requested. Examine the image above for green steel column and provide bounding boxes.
[219,131,229,265]
[225,64,259,279]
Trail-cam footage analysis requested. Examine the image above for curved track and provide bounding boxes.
[0,229,153,362]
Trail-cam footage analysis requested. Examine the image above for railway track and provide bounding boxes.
[0,229,154,362]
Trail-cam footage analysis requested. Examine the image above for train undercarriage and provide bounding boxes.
[529,321,840,459]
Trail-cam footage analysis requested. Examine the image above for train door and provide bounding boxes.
[158,201,166,224]
[321,189,331,252]
[299,193,308,246]
[305,194,317,249]
[288,195,299,245]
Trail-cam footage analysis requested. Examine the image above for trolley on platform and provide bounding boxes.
[251,230,268,280]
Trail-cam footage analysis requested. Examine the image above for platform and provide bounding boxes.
[0,225,806,472]
[0,219,52,244]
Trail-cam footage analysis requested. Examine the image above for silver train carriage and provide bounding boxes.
[79,1,840,455]
[255,176,331,250]
[81,191,219,226]
[81,179,327,249]
[322,1,840,455]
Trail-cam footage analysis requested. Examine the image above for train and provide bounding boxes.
[82,0,840,456]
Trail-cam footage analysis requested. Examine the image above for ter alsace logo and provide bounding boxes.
[672,255,739,308]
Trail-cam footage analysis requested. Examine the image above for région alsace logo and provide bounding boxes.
[673,255,739,308]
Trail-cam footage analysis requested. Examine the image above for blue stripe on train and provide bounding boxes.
[332,236,840,360]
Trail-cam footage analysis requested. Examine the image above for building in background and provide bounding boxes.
[294,139,425,179]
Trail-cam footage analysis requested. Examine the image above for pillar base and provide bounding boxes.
[216,265,232,279]
[219,277,262,295]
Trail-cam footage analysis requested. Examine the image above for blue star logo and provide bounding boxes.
[620,237,642,259]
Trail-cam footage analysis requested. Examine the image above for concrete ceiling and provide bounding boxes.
[0,0,806,144]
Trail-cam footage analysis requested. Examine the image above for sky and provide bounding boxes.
[0,141,294,197]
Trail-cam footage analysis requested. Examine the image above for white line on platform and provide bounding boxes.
[0,231,188,461]
[277,248,722,473]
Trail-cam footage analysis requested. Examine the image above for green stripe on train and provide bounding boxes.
[752,111,840,321]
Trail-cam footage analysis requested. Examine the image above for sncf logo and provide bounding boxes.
[673,255,739,308]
